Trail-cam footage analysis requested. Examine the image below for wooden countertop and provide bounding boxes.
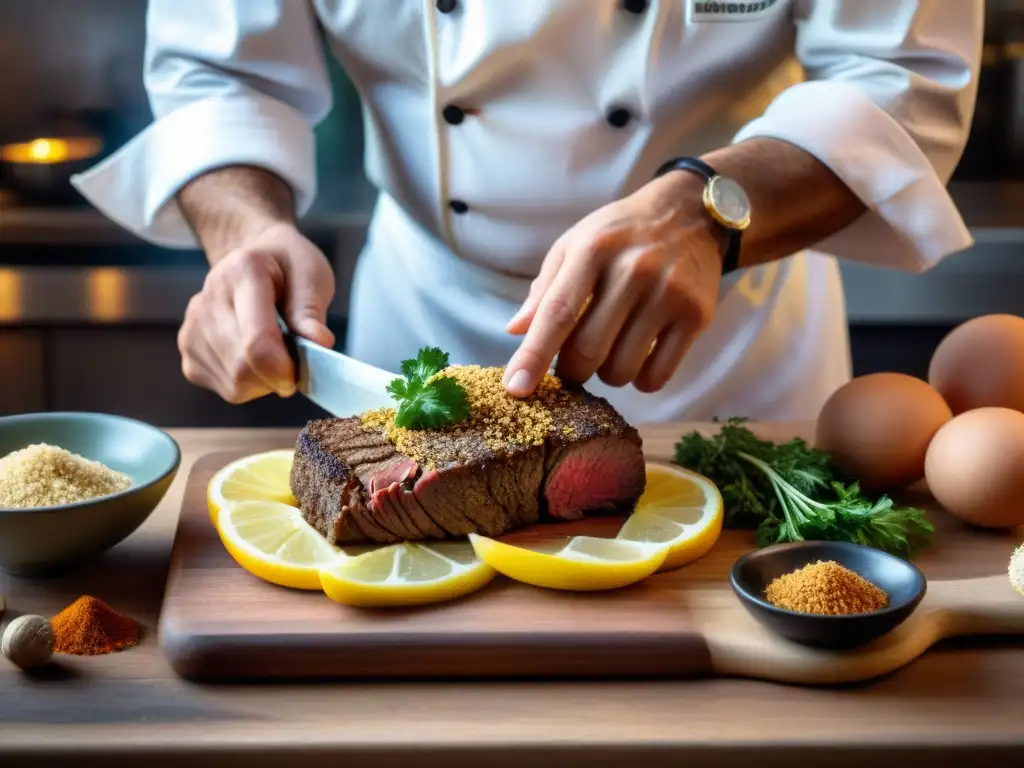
[1,425,1022,768]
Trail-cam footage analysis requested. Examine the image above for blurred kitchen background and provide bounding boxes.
[0,0,1023,427]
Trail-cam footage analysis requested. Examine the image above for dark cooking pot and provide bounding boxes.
[1,136,103,204]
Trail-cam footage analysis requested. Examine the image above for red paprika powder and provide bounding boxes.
[49,595,141,655]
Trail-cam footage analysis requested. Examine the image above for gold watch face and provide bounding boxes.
[703,174,751,231]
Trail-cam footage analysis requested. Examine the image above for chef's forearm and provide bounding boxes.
[177,166,297,264]
[658,137,867,271]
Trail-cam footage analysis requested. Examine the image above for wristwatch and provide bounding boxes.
[654,156,751,275]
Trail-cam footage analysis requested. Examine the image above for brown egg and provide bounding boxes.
[924,407,1024,529]
[928,314,1024,415]
[815,373,952,492]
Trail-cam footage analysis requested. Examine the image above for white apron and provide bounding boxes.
[348,192,852,424]
[70,0,981,423]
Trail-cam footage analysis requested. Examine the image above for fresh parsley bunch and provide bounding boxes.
[673,417,933,558]
[386,347,470,430]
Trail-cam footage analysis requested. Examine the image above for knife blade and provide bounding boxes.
[277,315,397,418]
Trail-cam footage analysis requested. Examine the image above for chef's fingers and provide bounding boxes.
[179,357,225,400]
[287,315,334,348]
[556,254,646,384]
[506,237,568,335]
[186,327,252,403]
[597,303,668,389]
[204,303,279,403]
[178,297,236,400]
[179,301,266,404]
[178,310,223,396]
[633,321,697,394]
[504,246,599,397]
[231,263,297,397]
[280,246,336,348]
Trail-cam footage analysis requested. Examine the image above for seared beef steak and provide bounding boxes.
[543,391,647,521]
[290,369,646,545]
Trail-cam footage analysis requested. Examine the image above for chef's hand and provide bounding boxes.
[177,222,336,403]
[504,172,723,396]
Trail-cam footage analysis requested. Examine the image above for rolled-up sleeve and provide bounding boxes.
[732,0,984,271]
[71,0,332,248]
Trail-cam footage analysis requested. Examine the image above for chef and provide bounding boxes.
[72,0,983,424]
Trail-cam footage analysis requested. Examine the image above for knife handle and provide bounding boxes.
[275,311,307,378]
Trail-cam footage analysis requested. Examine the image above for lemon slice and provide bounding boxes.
[319,541,497,607]
[468,533,667,592]
[207,449,296,524]
[216,499,341,590]
[617,463,724,571]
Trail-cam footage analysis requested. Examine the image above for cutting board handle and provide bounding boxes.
[707,574,1024,686]
[927,576,1024,639]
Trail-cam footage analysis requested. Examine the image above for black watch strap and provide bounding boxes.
[655,157,742,275]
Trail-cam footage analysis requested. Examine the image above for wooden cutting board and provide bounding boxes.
[159,424,1024,685]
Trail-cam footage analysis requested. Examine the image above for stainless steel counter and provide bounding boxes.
[0,174,374,325]
[0,173,378,247]
[0,180,1022,326]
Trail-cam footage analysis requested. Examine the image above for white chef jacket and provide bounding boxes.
[72,0,982,424]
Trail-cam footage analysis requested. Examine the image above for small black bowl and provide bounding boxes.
[730,541,927,650]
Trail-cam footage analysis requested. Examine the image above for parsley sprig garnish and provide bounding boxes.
[673,418,933,558]
[386,347,470,430]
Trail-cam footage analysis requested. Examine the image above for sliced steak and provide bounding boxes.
[412,446,545,537]
[290,418,414,544]
[543,389,647,520]
[290,382,646,545]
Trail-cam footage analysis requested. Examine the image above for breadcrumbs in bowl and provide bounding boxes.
[0,443,133,510]
[0,411,179,576]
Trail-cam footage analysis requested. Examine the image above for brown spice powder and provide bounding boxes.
[362,365,571,466]
[764,560,889,616]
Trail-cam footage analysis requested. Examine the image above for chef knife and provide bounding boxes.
[276,314,397,417]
